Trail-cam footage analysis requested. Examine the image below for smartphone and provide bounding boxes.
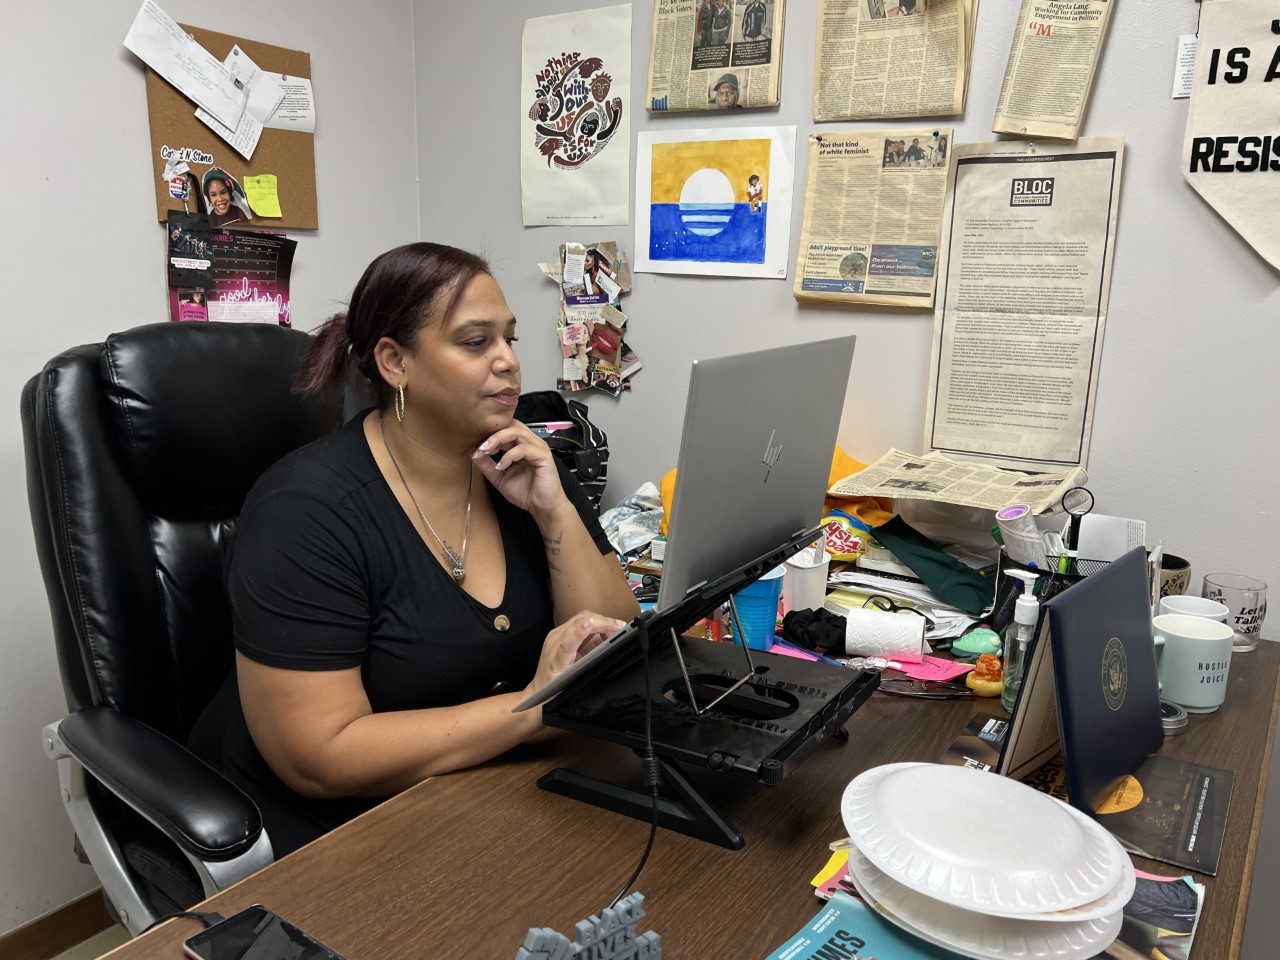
[183,904,345,960]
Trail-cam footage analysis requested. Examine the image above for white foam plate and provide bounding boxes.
[842,763,1128,915]
[847,849,1123,960]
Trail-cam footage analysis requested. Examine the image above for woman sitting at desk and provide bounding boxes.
[190,242,638,855]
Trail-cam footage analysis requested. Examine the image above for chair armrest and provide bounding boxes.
[53,706,264,862]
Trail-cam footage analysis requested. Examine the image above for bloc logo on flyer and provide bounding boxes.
[527,51,623,169]
[1010,177,1055,206]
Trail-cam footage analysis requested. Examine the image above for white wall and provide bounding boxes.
[0,0,420,934]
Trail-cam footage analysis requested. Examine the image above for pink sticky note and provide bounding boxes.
[895,655,974,682]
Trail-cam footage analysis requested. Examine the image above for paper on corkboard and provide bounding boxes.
[144,24,317,229]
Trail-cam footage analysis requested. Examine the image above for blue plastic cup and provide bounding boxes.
[732,565,785,651]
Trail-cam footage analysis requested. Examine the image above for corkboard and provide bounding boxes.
[145,25,317,229]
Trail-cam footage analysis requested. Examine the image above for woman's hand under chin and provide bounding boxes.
[471,421,569,519]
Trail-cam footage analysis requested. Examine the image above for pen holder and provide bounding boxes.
[732,566,784,651]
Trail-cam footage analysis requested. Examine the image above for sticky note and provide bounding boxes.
[244,175,282,217]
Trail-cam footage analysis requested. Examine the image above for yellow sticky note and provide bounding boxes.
[244,175,282,218]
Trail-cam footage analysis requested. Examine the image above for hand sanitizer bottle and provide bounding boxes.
[1001,570,1040,714]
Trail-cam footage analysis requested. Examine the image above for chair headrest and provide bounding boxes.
[101,323,341,517]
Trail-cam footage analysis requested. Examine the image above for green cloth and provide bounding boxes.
[871,516,994,615]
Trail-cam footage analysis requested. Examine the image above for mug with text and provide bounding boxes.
[1152,613,1234,713]
[1202,573,1267,653]
[1158,554,1192,598]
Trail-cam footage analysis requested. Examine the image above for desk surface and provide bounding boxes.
[106,642,1280,960]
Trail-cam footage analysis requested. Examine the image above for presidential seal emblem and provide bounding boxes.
[1101,636,1127,711]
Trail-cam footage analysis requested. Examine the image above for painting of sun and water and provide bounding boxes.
[635,127,796,278]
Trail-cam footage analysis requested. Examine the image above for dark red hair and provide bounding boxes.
[294,242,491,407]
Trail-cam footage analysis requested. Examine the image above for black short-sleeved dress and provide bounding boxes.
[189,412,611,855]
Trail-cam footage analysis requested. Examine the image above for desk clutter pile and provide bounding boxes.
[779,762,1208,960]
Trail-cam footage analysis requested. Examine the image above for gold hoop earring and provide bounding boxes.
[395,383,406,423]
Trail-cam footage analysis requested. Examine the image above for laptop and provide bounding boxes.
[514,335,857,711]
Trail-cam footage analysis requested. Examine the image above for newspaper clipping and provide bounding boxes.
[829,448,1088,514]
[812,0,977,122]
[793,128,953,306]
[992,0,1114,140]
[647,0,785,112]
[924,137,1124,470]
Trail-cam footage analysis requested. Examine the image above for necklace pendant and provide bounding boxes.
[451,565,466,582]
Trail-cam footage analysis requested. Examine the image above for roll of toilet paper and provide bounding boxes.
[844,607,927,662]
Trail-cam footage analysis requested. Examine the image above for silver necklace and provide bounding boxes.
[379,418,473,582]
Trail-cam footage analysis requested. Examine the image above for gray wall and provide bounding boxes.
[4,0,1279,947]
[414,0,1277,585]
[0,0,420,933]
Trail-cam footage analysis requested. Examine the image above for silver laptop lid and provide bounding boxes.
[656,336,857,609]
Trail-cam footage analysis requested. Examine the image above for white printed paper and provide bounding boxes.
[264,75,316,132]
[521,5,632,226]
[224,45,286,124]
[208,301,280,324]
[1172,35,1196,99]
[123,0,246,129]
[195,104,263,161]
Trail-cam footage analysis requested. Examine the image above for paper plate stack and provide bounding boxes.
[841,762,1134,960]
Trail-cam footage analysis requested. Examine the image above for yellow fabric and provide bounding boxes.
[657,447,892,537]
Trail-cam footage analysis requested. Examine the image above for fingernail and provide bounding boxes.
[471,450,481,460]
[478,440,491,452]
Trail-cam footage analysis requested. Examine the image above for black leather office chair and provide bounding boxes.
[22,322,342,934]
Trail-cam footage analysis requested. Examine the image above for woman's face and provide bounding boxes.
[584,251,597,271]
[207,180,231,216]
[399,273,521,443]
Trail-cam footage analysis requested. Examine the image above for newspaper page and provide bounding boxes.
[924,137,1124,470]
[793,128,952,306]
[812,0,977,122]
[1182,0,1280,270]
[646,0,786,112]
[992,0,1114,140]
[829,448,1088,514]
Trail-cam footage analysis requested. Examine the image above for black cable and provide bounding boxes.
[608,617,660,909]
[143,910,225,933]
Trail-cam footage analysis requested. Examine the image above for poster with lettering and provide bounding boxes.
[521,5,632,226]
[167,228,295,326]
[1182,0,1280,269]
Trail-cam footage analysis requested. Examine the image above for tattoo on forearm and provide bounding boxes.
[544,531,563,572]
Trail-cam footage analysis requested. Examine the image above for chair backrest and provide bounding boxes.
[22,323,342,743]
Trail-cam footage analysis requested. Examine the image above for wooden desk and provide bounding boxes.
[105,642,1280,960]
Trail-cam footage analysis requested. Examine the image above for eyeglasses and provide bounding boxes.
[862,594,935,626]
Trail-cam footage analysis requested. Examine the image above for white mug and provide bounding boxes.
[1158,595,1229,622]
[1152,613,1234,713]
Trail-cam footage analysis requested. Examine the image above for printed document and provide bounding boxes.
[123,0,246,129]
[813,0,977,122]
[924,137,1124,469]
[646,0,786,112]
[793,128,952,307]
[992,0,1114,140]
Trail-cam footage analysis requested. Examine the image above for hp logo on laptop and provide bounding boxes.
[761,429,783,481]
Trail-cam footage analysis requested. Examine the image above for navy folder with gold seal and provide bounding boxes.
[1044,546,1163,815]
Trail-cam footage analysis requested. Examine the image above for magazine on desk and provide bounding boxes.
[765,891,956,960]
